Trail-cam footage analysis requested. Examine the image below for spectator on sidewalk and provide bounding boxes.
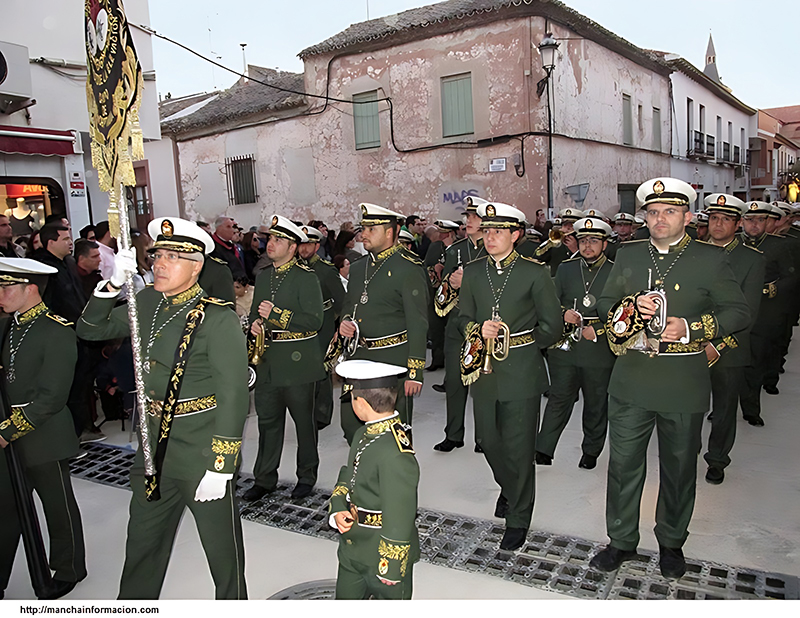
[74,239,103,298]
[0,215,25,258]
[211,216,246,280]
[94,221,116,280]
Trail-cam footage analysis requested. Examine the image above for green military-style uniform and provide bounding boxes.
[537,252,616,462]
[304,253,345,430]
[250,251,325,493]
[534,235,573,275]
[597,231,750,552]
[199,254,235,304]
[0,301,86,594]
[76,217,249,599]
[339,243,429,443]
[330,412,419,599]
[424,240,447,369]
[739,229,795,423]
[434,235,485,445]
[457,225,562,538]
[704,238,765,470]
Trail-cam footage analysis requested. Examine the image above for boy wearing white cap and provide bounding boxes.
[330,360,419,600]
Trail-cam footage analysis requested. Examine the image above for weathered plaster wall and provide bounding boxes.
[178,14,671,228]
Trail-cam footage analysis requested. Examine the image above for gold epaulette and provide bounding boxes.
[201,297,233,308]
[391,422,414,454]
[520,255,545,265]
[744,244,764,254]
[400,251,423,265]
[46,312,73,327]
[296,262,314,272]
[209,255,227,265]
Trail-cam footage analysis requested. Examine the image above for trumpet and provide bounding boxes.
[481,305,510,374]
[535,228,568,257]
[247,318,267,390]
[556,303,583,351]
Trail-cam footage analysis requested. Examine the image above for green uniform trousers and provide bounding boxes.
[605,395,704,551]
[740,334,773,421]
[0,458,86,591]
[119,473,246,600]
[705,365,744,470]
[443,330,472,443]
[313,374,334,430]
[253,383,318,490]
[428,306,446,368]
[341,379,412,445]
[335,547,414,600]
[537,353,611,459]
[473,395,539,529]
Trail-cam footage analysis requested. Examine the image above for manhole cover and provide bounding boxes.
[268,579,336,600]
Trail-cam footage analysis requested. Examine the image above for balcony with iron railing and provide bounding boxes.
[723,142,731,163]
[689,130,705,157]
[734,146,741,164]
[706,135,715,159]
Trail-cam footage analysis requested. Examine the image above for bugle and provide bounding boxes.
[247,318,267,390]
[481,306,510,374]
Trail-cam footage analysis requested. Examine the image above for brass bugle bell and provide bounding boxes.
[249,318,266,366]
[481,321,510,374]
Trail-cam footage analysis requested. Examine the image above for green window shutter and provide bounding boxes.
[353,91,380,150]
[442,73,474,137]
[652,107,662,152]
[622,94,633,146]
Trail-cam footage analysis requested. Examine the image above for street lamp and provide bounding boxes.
[538,34,559,215]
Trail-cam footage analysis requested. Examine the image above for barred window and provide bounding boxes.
[225,155,258,205]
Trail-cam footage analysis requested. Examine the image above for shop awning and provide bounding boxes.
[0,124,77,157]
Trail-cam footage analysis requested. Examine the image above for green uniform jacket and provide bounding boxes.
[305,254,345,352]
[423,240,446,286]
[597,236,751,414]
[515,237,538,259]
[552,255,616,368]
[76,283,249,479]
[741,233,796,337]
[434,237,485,322]
[708,238,765,366]
[330,415,419,587]
[534,236,574,275]
[0,303,78,466]
[344,244,429,382]
[457,250,563,400]
[199,255,236,304]
[250,257,325,386]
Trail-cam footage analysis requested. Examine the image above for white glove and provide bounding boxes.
[109,247,138,288]
[194,470,233,502]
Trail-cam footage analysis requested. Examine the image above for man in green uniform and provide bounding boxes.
[605,212,635,260]
[76,217,249,599]
[432,197,487,452]
[0,259,86,600]
[457,202,562,550]
[536,217,616,470]
[336,204,429,444]
[298,226,345,431]
[592,178,750,579]
[199,253,236,304]
[424,220,459,372]
[739,201,796,425]
[244,216,324,502]
[534,207,582,275]
[701,194,765,485]
[330,360,419,600]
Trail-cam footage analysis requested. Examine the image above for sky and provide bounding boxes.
[148,0,799,110]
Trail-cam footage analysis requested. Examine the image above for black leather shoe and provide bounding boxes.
[589,546,637,572]
[494,494,508,518]
[659,546,686,579]
[433,438,464,452]
[578,454,597,470]
[744,415,765,427]
[535,451,552,466]
[426,363,444,371]
[474,443,483,453]
[431,383,446,393]
[243,485,272,501]
[764,385,779,395]
[499,527,527,551]
[705,466,724,485]
[42,579,77,600]
[291,483,314,499]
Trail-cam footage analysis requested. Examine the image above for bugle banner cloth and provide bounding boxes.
[84,0,156,497]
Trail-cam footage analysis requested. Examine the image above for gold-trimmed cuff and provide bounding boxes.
[210,436,242,473]
[268,306,292,329]
[378,538,412,578]
[0,407,34,442]
[407,358,425,381]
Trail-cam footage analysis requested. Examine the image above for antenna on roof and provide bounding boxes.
[366,0,370,20]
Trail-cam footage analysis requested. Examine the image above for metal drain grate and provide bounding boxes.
[70,443,799,600]
[267,579,336,600]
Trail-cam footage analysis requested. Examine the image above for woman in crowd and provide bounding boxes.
[242,230,262,283]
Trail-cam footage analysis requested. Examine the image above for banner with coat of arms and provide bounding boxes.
[84,0,144,202]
